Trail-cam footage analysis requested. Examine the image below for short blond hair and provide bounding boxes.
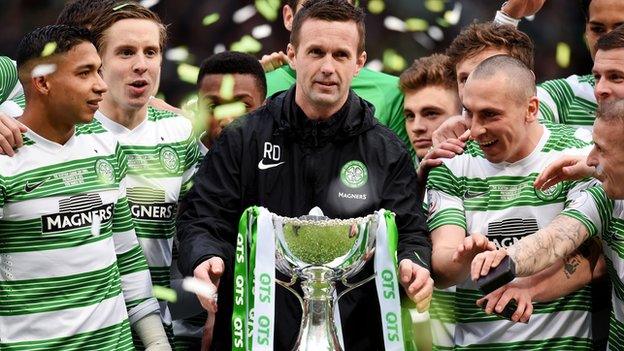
[399,54,457,93]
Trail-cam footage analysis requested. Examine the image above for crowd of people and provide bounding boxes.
[0,0,623,350]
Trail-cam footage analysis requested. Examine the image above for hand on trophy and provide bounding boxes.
[471,248,510,282]
[452,233,496,263]
[193,256,224,313]
[476,281,533,323]
[399,259,434,312]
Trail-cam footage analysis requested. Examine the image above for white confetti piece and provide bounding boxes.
[251,24,272,39]
[140,0,159,8]
[165,46,189,62]
[427,25,444,41]
[214,44,226,54]
[233,5,257,24]
[383,16,406,32]
[31,63,57,78]
[365,59,383,72]
[182,277,218,301]
[443,2,462,25]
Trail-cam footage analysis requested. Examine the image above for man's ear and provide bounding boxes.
[354,51,367,76]
[32,75,50,96]
[526,95,540,123]
[287,43,297,70]
[283,5,295,31]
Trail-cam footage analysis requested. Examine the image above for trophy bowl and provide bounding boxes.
[271,211,380,351]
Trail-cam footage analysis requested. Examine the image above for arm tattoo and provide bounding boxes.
[563,254,581,279]
[510,215,588,276]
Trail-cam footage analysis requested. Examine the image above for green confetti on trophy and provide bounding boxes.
[214,101,246,120]
[424,0,445,13]
[177,63,200,84]
[556,42,571,68]
[283,224,356,265]
[152,285,177,303]
[219,74,235,101]
[202,13,220,26]
[405,18,429,31]
[367,0,385,14]
[230,35,263,53]
[41,42,57,57]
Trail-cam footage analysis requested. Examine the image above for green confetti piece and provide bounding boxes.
[152,285,177,303]
[368,0,385,14]
[202,13,220,26]
[219,74,235,101]
[255,0,279,22]
[556,42,571,68]
[405,18,429,31]
[230,35,263,53]
[177,63,200,84]
[383,49,407,72]
[436,17,450,28]
[41,42,57,57]
[424,0,445,13]
[214,101,246,120]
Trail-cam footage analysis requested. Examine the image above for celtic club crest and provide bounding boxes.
[159,146,180,173]
[95,159,115,184]
[340,160,368,188]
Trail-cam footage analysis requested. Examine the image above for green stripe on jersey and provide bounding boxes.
[537,74,597,129]
[0,319,134,351]
[0,56,18,103]
[454,336,592,351]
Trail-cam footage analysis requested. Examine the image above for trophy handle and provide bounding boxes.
[336,274,376,302]
[276,276,304,309]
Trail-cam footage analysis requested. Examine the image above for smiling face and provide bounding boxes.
[463,73,539,164]
[404,85,461,158]
[585,0,624,59]
[593,48,624,102]
[48,42,108,125]
[288,18,366,119]
[587,117,624,198]
[98,18,162,114]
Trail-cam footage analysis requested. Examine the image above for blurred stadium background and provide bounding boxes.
[0,0,592,106]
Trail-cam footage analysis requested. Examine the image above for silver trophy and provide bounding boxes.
[272,209,380,351]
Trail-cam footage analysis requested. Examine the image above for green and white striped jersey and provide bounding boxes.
[427,122,594,350]
[95,107,200,344]
[562,185,624,351]
[0,121,158,351]
[537,74,597,131]
[0,56,25,117]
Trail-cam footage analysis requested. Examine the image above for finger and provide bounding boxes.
[459,129,471,142]
[439,141,465,155]
[407,267,428,294]
[511,299,526,323]
[476,297,486,307]
[416,294,432,312]
[452,243,466,262]
[520,303,533,323]
[463,236,475,252]
[413,278,433,303]
[485,295,499,314]
[480,253,496,277]
[427,149,459,160]
[471,253,486,281]
[0,124,16,148]
[0,137,15,156]
[399,260,414,285]
[490,251,507,269]
[486,241,496,251]
[3,117,23,148]
[495,292,512,314]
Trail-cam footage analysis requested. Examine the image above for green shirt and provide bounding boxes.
[266,65,412,158]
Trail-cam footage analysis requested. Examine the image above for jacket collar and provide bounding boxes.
[268,86,377,147]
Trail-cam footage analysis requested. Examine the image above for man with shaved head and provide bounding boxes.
[427,55,599,350]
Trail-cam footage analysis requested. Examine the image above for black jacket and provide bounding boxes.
[177,87,431,350]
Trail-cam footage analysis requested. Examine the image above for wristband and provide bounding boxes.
[494,10,520,27]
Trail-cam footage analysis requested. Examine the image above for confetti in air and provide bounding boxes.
[202,13,220,26]
[214,44,226,54]
[384,16,406,32]
[443,2,462,25]
[427,25,444,41]
[251,24,272,39]
[405,18,429,32]
[556,42,571,68]
[31,64,57,78]
[368,0,385,14]
[382,49,407,72]
[182,277,218,301]
[214,102,247,120]
[255,0,280,22]
[91,215,101,237]
[230,35,262,53]
[436,17,450,28]
[233,5,257,24]
[139,0,159,8]
[165,46,189,62]
[152,285,178,303]
[177,63,200,84]
[41,42,57,57]
[113,3,131,11]
[424,0,445,13]
[219,74,235,101]
[365,59,383,72]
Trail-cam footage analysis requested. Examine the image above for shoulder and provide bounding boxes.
[542,122,592,152]
[147,106,194,137]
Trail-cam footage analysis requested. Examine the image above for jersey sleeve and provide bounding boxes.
[0,175,5,219]
[561,185,613,238]
[0,56,19,104]
[113,143,160,323]
[537,85,560,123]
[426,163,466,231]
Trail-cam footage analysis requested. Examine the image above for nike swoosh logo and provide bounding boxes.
[24,177,49,193]
[463,190,487,199]
[258,160,285,170]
